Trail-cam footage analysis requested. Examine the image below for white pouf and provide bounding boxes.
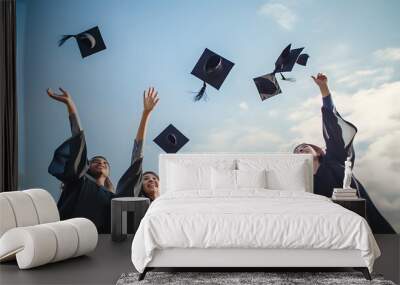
[0,189,98,269]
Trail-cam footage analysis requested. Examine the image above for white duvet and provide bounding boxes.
[131,190,380,273]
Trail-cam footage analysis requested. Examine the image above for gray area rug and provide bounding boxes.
[116,271,396,285]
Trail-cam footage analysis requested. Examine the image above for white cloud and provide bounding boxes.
[374,47,400,61]
[336,68,394,88]
[258,1,297,30]
[337,69,378,84]
[239,102,249,111]
[192,123,284,152]
[286,81,400,162]
[267,110,279,118]
[335,82,400,142]
[320,46,400,90]
[355,129,400,232]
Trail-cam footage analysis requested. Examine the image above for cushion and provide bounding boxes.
[65,218,98,257]
[0,189,60,237]
[212,168,237,190]
[167,163,212,191]
[266,162,307,191]
[0,191,39,228]
[238,159,307,191]
[161,157,237,194]
[0,218,97,269]
[0,189,98,269]
[24,189,60,223]
[0,196,17,237]
[236,169,267,189]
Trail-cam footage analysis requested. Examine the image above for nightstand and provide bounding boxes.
[111,197,150,242]
[331,198,366,219]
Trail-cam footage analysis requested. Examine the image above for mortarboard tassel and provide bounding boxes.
[58,35,76,47]
[280,73,296,82]
[194,82,207,101]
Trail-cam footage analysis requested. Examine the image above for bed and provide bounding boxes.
[131,153,380,280]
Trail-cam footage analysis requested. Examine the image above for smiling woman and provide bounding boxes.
[141,171,160,200]
[87,156,114,192]
[47,86,159,233]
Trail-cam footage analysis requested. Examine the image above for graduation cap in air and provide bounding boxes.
[253,73,282,101]
[191,48,234,101]
[153,124,189,153]
[273,44,309,81]
[58,26,106,58]
[253,44,309,101]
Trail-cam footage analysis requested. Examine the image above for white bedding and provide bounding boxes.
[131,190,380,273]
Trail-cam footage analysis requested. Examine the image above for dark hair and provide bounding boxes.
[90,155,110,165]
[143,171,159,180]
[293,143,325,162]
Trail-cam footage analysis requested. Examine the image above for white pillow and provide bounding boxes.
[267,162,307,191]
[238,159,308,192]
[236,169,267,189]
[211,168,237,190]
[167,163,212,191]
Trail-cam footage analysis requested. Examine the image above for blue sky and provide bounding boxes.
[17,0,400,230]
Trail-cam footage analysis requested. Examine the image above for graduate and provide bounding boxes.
[47,87,159,233]
[293,73,395,234]
[140,171,160,201]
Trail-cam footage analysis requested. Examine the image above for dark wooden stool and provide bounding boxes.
[111,197,150,242]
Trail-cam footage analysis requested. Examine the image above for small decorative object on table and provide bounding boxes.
[332,156,360,200]
[342,157,354,190]
[332,157,366,217]
[111,197,150,242]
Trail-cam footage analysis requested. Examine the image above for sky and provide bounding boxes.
[17,0,400,231]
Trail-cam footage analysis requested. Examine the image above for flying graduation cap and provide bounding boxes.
[191,48,234,101]
[58,26,106,58]
[273,44,309,80]
[253,44,309,101]
[153,124,189,153]
[254,73,282,101]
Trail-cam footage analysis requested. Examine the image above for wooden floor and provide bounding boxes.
[0,235,398,285]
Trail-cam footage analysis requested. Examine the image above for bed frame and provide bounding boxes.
[139,153,372,280]
[140,248,370,280]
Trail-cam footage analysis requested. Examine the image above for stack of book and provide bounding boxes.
[332,188,358,200]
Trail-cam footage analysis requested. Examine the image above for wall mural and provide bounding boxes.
[17,0,399,233]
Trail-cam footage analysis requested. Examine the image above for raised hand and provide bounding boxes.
[46,87,77,115]
[143,87,159,113]
[46,87,73,105]
[311,73,330,97]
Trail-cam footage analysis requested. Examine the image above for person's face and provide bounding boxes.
[143,173,160,200]
[89,157,110,178]
[294,144,318,158]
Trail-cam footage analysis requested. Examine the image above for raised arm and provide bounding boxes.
[131,87,159,163]
[47,88,88,184]
[312,74,357,165]
[46,88,82,136]
[116,87,159,197]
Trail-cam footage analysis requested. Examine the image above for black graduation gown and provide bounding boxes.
[315,107,395,234]
[48,131,143,233]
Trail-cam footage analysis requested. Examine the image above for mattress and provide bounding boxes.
[131,190,380,273]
